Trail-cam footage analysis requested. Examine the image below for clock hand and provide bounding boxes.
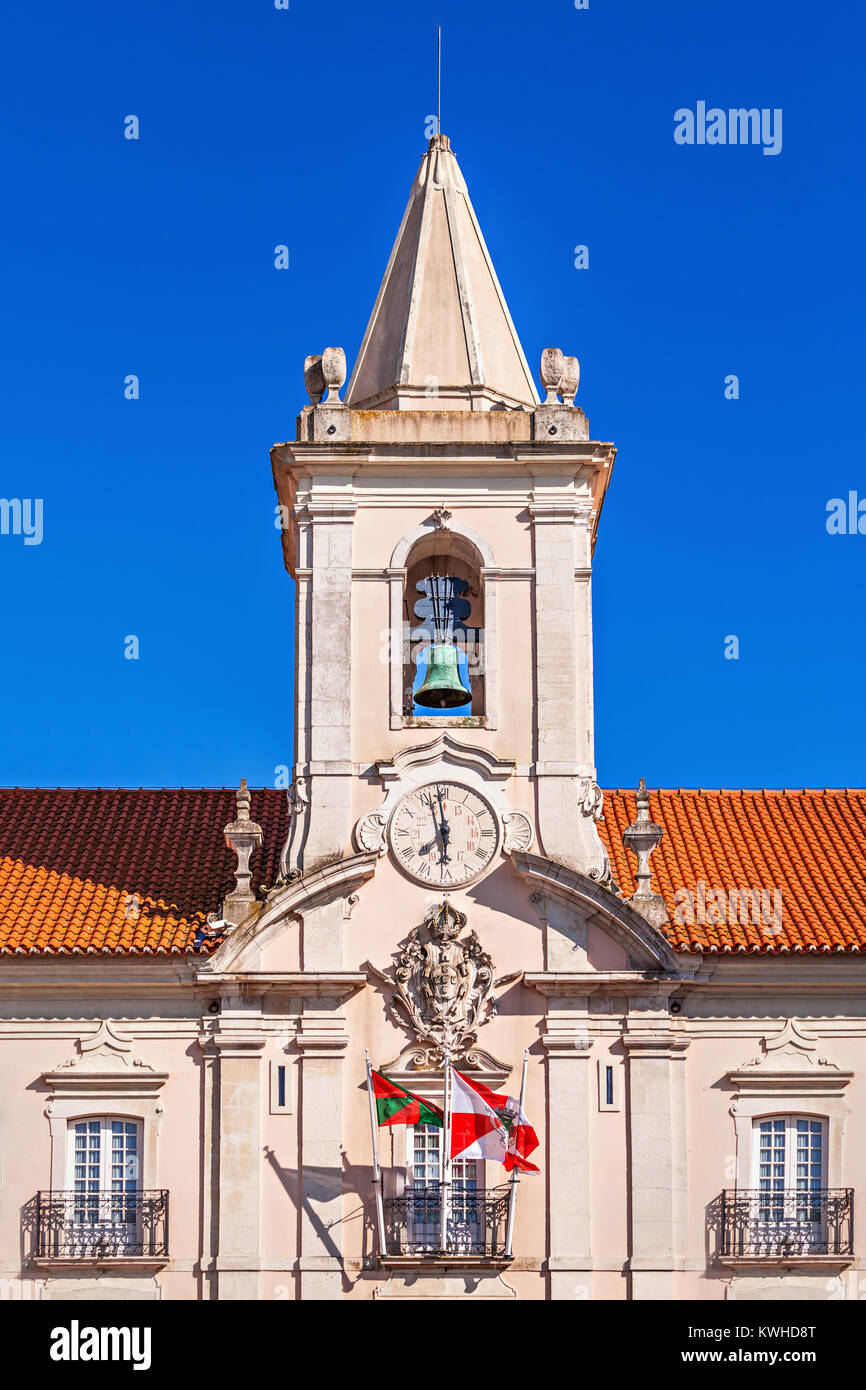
[436,786,451,864]
[424,792,444,863]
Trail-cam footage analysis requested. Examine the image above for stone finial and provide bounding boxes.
[540,348,564,404]
[304,354,325,406]
[622,778,667,927]
[559,355,580,406]
[321,346,347,404]
[223,778,264,926]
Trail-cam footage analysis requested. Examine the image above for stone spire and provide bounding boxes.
[223,778,263,926]
[345,133,540,412]
[622,779,667,927]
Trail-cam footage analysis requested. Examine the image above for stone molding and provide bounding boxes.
[728,1019,852,1195]
[204,852,378,974]
[728,1017,853,1096]
[353,735,535,872]
[512,852,688,974]
[43,1020,168,1098]
[390,520,496,570]
[42,1021,166,1196]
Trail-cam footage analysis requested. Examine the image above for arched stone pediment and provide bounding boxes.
[511,850,692,975]
[390,520,496,570]
[201,851,378,975]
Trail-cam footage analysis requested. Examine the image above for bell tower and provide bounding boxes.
[271,132,616,886]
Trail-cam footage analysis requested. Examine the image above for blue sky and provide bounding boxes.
[1,0,863,790]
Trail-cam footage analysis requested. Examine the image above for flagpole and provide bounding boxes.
[365,1050,388,1257]
[504,1048,529,1257]
[439,1050,451,1253]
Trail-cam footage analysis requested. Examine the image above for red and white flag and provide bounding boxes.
[452,1070,540,1173]
[449,1067,509,1165]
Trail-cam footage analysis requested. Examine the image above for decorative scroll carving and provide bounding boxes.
[576,777,604,820]
[53,1020,154,1074]
[370,900,519,1063]
[502,810,533,854]
[354,811,387,855]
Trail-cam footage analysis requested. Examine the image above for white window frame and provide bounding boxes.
[404,1123,484,1254]
[751,1115,826,1194]
[65,1115,144,1253]
[750,1114,827,1249]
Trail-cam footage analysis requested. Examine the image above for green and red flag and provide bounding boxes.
[371,1070,444,1128]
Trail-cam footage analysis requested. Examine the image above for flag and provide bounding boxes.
[452,1071,540,1172]
[371,1070,444,1128]
[449,1068,510,1165]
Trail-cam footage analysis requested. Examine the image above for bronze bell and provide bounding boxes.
[414,643,472,709]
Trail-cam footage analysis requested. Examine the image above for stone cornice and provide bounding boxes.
[524,971,680,998]
[195,971,366,998]
[211,1034,267,1058]
[621,1032,690,1057]
[42,1068,170,1096]
[541,1030,594,1056]
[727,1067,853,1094]
[275,442,614,467]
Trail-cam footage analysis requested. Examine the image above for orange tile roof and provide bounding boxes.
[0,789,287,955]
[0,787,864,957]
[601,789,866,954]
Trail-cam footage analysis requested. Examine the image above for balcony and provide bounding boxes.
[381,1184,512,1268]
[717,1188,854,1266]
[34,1191,169,1267]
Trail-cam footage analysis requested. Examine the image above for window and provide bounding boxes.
[66,1117,142,1252]
[752,1116,826,1242]
[270,1060,292,1114]
[597,1056,622,1112]
[407,1124,481,1253]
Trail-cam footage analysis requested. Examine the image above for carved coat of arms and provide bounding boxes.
[371,900,517,1063]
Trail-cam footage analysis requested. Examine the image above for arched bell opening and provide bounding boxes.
[402,532,485,717]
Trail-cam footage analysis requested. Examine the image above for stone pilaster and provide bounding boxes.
[622,1009,689,1300]
[539,992,594,1300]
[296,998,349,1300]
[212,994,266,1300]
[529,492,607,879]
[291,486,356,873]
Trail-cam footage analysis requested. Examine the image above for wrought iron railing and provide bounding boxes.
[719,1189,853,1258]
[35,1191,169,1259]
[383,1184,510,1257]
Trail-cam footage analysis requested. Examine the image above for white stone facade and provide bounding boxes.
[0,132,863,1303]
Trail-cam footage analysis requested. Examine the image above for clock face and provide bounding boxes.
[389,782,500,887]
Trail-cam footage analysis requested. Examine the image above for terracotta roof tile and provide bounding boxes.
[600,789,866,953]
[0,788,288,955]
[0,787,864,957]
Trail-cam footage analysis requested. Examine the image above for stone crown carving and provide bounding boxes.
[729,1018,853,1097]
[305,347,346,406]
[539,347,580,406]
[43,1020,168,1098]
[370,900,519,1064]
